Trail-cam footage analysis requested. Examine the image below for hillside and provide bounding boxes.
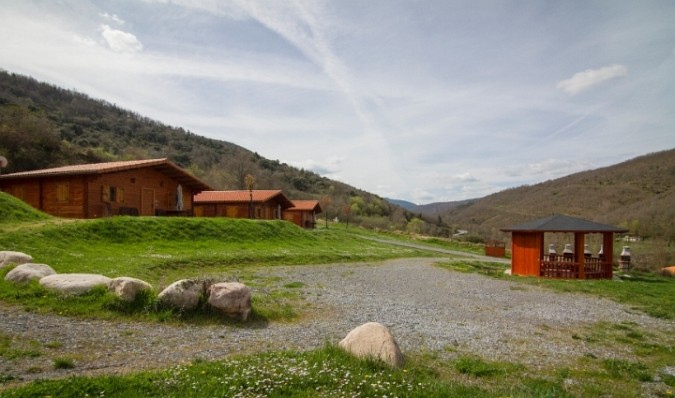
[431,149,675,241]
[0,70,410,228]
[0,190,51,224]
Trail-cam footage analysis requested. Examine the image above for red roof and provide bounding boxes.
[287,200,322,213]
[194,190,294,208]
[0,158,212,192]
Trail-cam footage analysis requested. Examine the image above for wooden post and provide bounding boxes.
[603,232,614,279]
[575,232,585,279]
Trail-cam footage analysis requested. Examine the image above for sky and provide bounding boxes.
[1,0,674,204]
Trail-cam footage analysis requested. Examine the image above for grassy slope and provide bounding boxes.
[0,192,51,224]
[0,217,427,285]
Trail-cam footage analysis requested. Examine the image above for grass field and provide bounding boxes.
[0,193,673,397]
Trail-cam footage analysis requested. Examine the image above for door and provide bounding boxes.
[141,188,155,216]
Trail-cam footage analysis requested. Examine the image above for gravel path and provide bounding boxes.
[1,257,673,385]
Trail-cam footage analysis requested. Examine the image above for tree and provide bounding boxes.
[245,174,256,219]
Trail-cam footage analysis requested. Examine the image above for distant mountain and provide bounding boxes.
[426,149,675,242]
[385,198,418,211]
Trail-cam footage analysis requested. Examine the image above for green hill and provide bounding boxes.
[433,149,675,242]
[0,70,410,228]
[0,191,51,224]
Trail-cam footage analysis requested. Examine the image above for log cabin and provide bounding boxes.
[0,158,212,218]
[193,190,294,220]
[283,200,322,228]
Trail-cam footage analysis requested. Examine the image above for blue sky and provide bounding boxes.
[1,1,673,203]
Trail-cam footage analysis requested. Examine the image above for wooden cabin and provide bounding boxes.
[193,190,294,220]
[284,200,322,228]
[0,159,212,218]
[501,214,628,279]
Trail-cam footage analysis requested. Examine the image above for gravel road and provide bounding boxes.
[1,257,673,386]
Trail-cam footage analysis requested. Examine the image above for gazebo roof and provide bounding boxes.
[501,214,628,233]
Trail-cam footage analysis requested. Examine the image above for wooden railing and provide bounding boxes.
[540,255,612,279]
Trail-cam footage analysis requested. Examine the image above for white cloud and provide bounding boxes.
[100,24,143,53]
[99,12,125,25]
[287,156,344,175]
[557,64,628,95]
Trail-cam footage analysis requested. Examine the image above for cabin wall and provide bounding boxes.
[511,232,543,276]
[194,200,284,220]
[1,168,195,219]
[1,177,86,218]
[0,179,41,209]
[86,169,194,218]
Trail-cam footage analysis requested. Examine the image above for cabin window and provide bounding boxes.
[255,207,262,218]
[56,183,70,202]
[101,185,124,203]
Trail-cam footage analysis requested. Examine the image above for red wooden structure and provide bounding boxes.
[283,200,322,228]
[193,190,294,221]
[0,159,211,218]
[501,215,628,279]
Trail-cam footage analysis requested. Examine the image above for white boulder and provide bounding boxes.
[207,282,252,321]
[157,279,204,311]
[108,277,153,302]
[5,263,56,283]
[0,251,33,268]
[339,322,404,368]
[39,273,112,295]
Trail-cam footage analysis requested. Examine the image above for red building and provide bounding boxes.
[0,159,211,218]
[193,190,294,220]
[501,214,628,279]
[284,200,322,228]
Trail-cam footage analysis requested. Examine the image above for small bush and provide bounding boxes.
[53,357,75,369]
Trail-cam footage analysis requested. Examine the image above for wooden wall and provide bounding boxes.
[1,167,195,219]
[510,232,543,276]
[194,201,284,220]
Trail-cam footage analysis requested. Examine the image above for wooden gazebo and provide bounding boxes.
[501,215,628,279]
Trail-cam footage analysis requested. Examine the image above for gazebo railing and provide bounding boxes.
[540,255,612,279]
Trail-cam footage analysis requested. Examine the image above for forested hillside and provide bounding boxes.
[0,70,414,229]
[431,149,675,242]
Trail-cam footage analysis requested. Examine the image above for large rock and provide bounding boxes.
[0,251,33,268]
[5,263,56,283]
[39,273,112,295]
[157,279,204,311]
[108,277,153,302]
[339,322,404,368]
[207,282,252,321]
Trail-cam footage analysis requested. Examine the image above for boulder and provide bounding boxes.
[157,279,204,311]
[339,322,404,368]
[207,282,252,321]
[108,277,153,302]
[0,251,33,268]
[39,273,112,295]
[5,263,56,283]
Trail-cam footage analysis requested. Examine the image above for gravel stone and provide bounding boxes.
[1,257,673,385]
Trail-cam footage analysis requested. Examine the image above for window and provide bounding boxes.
[56,183,69,202]
[101,186,124,203]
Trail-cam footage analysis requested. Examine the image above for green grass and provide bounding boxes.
[0,217,430,323]
[437,260,675,320]
[0,345,571,398]
[1,214,674,397]
[0,192,51,224]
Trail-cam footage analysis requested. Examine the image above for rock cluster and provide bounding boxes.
[0,251,33,268]
[2,250,252,321]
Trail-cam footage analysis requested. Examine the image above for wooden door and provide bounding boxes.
[141,188,155,216]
